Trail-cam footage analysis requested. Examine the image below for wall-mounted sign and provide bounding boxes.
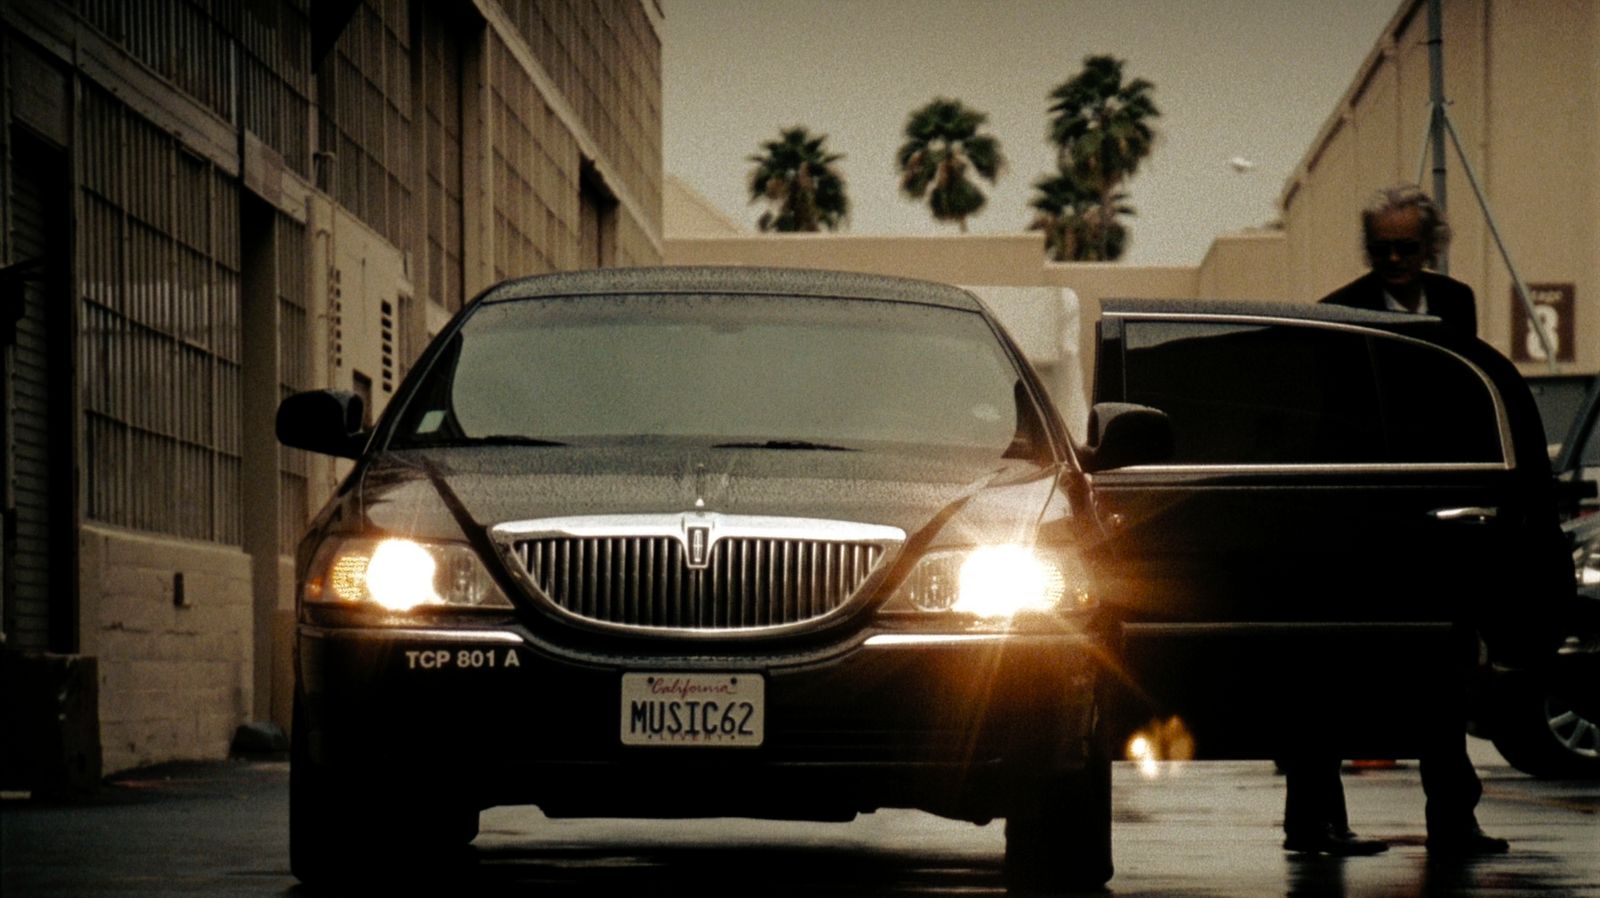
[1511,282,1575,363]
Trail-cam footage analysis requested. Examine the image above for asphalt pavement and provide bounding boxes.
[2,739,1597,897]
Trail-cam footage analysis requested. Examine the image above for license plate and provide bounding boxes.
[620,672,764,747]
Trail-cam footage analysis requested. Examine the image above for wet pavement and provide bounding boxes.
[2,741,1597,896]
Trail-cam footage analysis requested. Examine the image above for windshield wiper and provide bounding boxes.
[711,439,858,452]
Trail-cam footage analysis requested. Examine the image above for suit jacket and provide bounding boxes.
[1318,270,1478,338]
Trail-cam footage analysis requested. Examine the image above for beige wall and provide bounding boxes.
[1195,230,1291,301]
[664,174,744,236]
[1279,0,1598,373]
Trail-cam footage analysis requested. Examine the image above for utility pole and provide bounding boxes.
[1426,0,1448,274]
[1415,0,1558,369]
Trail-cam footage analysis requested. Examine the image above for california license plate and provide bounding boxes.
[620,672,765,747]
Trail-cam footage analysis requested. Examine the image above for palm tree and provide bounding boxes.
[1047,56,1159,259]
[746,127,849,232]
[1028,168,1134,262]
[895,98,1005,233]
[1028,169,1094,261]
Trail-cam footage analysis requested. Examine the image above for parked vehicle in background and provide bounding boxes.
[1478,373,1600,779]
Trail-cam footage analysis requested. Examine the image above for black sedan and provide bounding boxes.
[278,268,1568,890]
[279,268,1122,890]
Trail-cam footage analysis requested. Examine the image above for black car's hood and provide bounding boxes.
[357,444,1064,548]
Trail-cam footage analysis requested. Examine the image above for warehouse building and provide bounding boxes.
[2,0,664,787]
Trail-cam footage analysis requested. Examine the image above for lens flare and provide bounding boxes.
[1127,735,1159,779]
[1125,716,1196,779]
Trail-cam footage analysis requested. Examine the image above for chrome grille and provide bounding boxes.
[492,514,904,634]
[513,537,885,629]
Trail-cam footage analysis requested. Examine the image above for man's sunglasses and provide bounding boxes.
[1366,239,1423,258]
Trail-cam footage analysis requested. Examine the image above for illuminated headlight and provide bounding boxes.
[305,537,513,611]
[1577,533,1600,588]
[884,544,1094,619]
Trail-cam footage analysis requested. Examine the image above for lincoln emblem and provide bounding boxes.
[686,525,711,569]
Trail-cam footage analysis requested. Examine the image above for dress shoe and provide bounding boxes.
[1426,826,1509,856]
[1284,825,1389,856]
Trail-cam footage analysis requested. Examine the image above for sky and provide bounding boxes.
[661,0,1401,267]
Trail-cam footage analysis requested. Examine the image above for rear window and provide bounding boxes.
[391,293,1040,455]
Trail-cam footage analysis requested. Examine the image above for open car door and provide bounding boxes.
[1084,300,1565,760]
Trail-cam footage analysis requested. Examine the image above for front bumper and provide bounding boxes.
[297,624,1102,821]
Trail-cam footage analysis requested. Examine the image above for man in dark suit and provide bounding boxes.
[1319,185,1477,336]
[1283,185,1505,858]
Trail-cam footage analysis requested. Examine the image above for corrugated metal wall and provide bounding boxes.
[5,134,66,651]
[492,29,576,280]
[315,0,414,249]
[78,86,244,545]
[421,4,466,312]
[276,214,310,551]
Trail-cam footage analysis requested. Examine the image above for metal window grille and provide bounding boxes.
[76,0,311,176]
[277,214,312,551]
[422,8,465,312]
[490,34,566,280]
[78,87,243,545]
[501,0,663,235]
[315,0,413,248]
[237,0,313,177]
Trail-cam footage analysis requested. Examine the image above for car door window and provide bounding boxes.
[1118,319,1504,466]
[1369,338,1504,463]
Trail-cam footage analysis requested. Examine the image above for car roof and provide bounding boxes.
[478,266,986,311]
[1099,296,1452,331]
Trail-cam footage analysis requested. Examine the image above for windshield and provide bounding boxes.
[390,293,1038,455]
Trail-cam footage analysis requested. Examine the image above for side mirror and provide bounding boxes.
[1083,402,1174,471]
[276,390,367,458]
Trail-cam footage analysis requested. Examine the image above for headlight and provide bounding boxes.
[305,537,513,611]
[1577,532,1600,588]
[883,544,1094,619]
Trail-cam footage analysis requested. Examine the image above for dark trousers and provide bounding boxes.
[1282,739,1482,837]
[1283,681,1482,836]
[1284,624,1483,837]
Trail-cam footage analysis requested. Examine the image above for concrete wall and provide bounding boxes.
[664,174,744,236]
[1195,230,1291,301]
[77,526,253,773]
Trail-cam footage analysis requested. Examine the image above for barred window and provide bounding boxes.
[501,0,662,235]
[490,34,568,280]
[421,5,466,312]
[78,87,243,545]
[315,0,413,248]
[277,214,312,550]
[238,0,314,178]
[82,0,234,122]
[77,0,313,178]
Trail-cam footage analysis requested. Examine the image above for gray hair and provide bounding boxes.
[1361,184,1451,266]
